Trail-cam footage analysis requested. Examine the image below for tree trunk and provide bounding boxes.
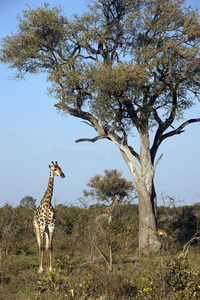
[131,165,161,252]
[112,131,161,253]
[137,181,160,253]
[136,132,161,252]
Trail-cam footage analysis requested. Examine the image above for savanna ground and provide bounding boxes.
[0,200,200,299]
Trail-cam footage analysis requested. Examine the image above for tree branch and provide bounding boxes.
[75,135,108,143]
[123,99,139,128]
[54,102,106,136]
[151,117,200,164]
[162,118,200,141]
[154,153,163,169]
[151,89,178,163]
[128,146,141,163]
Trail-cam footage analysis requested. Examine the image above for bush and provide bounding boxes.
[1,199,200,299]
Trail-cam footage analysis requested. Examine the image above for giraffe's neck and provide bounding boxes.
[42,171,54,204]
[98,195,120,217]
[107,195,119,212]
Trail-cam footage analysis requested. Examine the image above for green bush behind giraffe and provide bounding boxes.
[0,197,200,298]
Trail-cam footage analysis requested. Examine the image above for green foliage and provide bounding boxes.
[166,260,200,299]
[0,4,67,77]
[171,206,198,244]
[157,205,199,247]
[1,0,200,130]
[0,198,200,298]
[19,195,36,210]
[0,202,35,256]
[36,255,73,294]
[84,169,136,203]
[136,260,200,299]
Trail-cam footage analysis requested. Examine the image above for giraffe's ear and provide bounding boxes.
[49,165,51,169]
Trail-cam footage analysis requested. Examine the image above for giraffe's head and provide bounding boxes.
[49,161,65,178]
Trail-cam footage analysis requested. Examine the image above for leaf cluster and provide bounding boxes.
[83,169,136,203]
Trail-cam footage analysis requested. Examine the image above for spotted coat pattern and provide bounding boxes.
[33,162,65,273]
[95,194,120,224]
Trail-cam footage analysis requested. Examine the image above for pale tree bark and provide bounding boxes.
[111,104,163,252]
[107,130,161,252]
[135,133,160,252]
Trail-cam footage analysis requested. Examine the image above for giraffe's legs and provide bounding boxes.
[45,227,54,272]
[45,231,50,271]
[33,219,40,249]
[47,247,52,272]
[38,250,44,273]
[38,230,44,273]
[49,228,54,272]
[33,220,44,273]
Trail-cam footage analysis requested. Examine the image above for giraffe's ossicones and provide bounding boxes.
[33,161,65,273]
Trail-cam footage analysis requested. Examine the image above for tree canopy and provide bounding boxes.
[1,1,199,161]
[84,169,136,203]
[19,196,36,211]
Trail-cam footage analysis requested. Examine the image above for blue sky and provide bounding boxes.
[0,0,200,208]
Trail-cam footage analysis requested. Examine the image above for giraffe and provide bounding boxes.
[95,194,120,224]
[33,161,65,273]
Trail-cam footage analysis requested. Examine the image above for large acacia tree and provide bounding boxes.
[1,0,200,252]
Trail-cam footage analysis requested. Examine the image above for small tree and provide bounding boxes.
[84,169,136,204]
[1,0,200,252]
[19,196,36,210]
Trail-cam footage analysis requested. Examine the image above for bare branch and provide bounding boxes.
[128,146,140,163]
[162,118,200,141]
[181,233,200,264]
[151,117,200,163]
[80,121,93,128]
[94,244,113,272]
[154,153,163,169]
[54,102,106,136]
[75,135,107,143]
